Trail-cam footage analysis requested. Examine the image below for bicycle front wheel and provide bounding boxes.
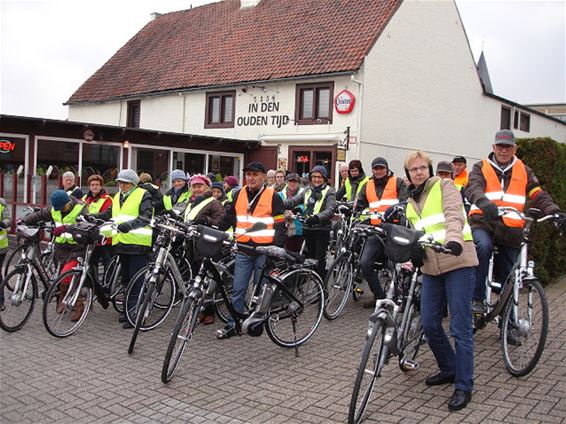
[125,267,176,330]
[323,254,354,320]
[0,268,37,332]
[349,319,387,424]
[265,268,324,348]
[42,270,93,338]
[162,296,201,383]
[3,246,26,276]
[501,278,549,377]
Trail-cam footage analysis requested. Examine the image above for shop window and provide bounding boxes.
[519,112,530,132]
[131,147,169,188]
[127,100,141,128]
[82,143,121,193]
[500,106,511,130]
[207,155,240,181]
[205,91,235,128]
[295,82,334,125]
[0,136,26,202]
[173,151,206,176]
[289,146,336,185]
[36,139,80,200]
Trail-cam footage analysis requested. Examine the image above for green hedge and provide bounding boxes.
[517,137,566,284]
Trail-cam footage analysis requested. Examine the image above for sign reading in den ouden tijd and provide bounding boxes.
[237,95,290,128]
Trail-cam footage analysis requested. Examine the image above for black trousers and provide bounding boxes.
[359,235,386,299]
[304,229,330,280]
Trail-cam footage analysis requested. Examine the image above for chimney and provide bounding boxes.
[240,0,261,9]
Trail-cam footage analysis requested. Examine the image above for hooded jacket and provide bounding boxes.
[407,177,478,276]
[465,153,559,247]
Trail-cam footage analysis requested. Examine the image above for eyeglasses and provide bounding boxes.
[349,168,360,173]
[494,144,515,151]
[408,165,429,174]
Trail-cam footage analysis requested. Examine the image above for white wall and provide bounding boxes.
[358,0,565,176]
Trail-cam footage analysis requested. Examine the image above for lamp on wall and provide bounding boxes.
[123,140,131,149]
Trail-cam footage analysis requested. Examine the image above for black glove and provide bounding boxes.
[83,214,96,223]
[292,207,303,216]
[480,201,498,220]
[445,241,463,256]
[0,221,8,229]
[305,215,319,226]
[117,222,130,233]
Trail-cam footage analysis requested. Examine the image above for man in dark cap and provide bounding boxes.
[217,161,286,339]
[452,156,468,188]
[355,157,408,308]
[466,130,563,313]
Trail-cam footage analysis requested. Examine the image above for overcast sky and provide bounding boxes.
[1,0,564,120]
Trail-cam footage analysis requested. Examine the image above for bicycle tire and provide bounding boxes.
[212,259,235,324]
[39,249,58,281]
[323,254,354,320]
[500,278,549,377]
[103,256,124,313]
[348,319,387,424]
[161,296,201,383]
[128,282,156,354]
[125,266,176,330]
[399,295,424,372]
[265,268,324,348]
[3,245,26,276]
[42,270,93,338]
[0,268,38,332]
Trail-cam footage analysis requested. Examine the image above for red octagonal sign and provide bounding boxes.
[334,89,355,114]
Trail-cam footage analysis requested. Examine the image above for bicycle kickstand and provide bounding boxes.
[292,318,299,358]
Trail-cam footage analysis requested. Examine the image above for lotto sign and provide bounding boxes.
[0,140,16,154]
[334,89,355,114]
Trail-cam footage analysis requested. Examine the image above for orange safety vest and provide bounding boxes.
[366,177,399,226]
[454,169,468,188]
[234,186,275,244]
[469,159,527,228]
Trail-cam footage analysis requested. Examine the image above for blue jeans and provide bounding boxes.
[473,228,520,301]
[421,267,475,392]
[121,254,148,316]
[227,253,266,328]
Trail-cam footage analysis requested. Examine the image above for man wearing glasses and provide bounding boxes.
[465,130,561,313]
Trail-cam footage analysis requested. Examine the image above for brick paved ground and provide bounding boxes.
[1,278,565,423]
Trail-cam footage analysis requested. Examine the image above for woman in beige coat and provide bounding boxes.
[404,151,478,412]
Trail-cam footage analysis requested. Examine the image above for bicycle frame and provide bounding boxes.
[11,242,53,303]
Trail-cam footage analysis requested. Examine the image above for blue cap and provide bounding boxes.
[170,169,187,182]
[50,190,70,211]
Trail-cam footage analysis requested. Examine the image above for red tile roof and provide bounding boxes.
[67,0,402,104]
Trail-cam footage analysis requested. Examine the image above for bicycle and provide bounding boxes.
[161,223,325,383]
[100,254,126,313]
[126,214,192,354]
[41,221,109,338]
[348,225,452,424]
[323,218,374,320]
[0,222,60,332]
[473,206,564,377]
[4,211,58,279]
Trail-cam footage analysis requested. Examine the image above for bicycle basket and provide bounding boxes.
[70,222,100,245]
[195,225,229,258]
[382,223,424,263]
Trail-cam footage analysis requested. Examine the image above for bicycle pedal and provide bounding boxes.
[400,358,419,371]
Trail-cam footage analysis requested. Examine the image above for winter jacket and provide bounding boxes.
[355,175,409,212]
[408,177,478,276]
[465,153,560,248]
[181,191,225,227]
[139,182,164,211]
[284,183,337,232]
[221,186,286,247]
[336,171,368,201]
[0,198,12,255]
[21,197,89,263]
[95,189,153,255]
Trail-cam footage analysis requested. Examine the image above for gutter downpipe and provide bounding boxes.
[350,73,363,161]
[179,92,186,133]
